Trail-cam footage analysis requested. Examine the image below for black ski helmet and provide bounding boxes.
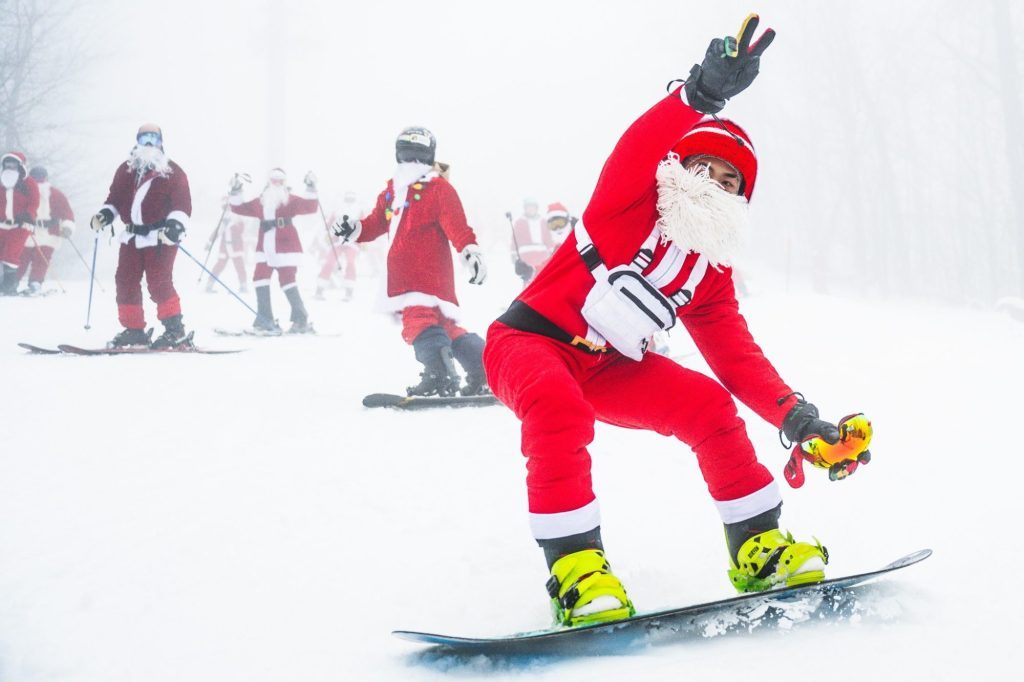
[29,166,47,182]
[395,126,436,165]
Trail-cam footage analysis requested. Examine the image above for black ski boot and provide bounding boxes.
[407,325,461,397]
[109,327,153,348]
[0,264,18,296]
[252,285,282,335]
[451,332,490,396]
[151,314,193,350]
[285,287,315,334]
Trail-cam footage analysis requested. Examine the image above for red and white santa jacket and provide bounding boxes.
[101,161,191,249]
[506,89,798,428]
[358,169,478,319]
[229,191,318,269]
[0,177,40,232]
[513,215,555,269]
[31,182,75,249]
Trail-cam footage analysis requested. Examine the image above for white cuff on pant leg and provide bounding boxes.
[530,499,601,540]
[714,482,783,524]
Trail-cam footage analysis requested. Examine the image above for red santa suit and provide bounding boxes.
[484,89,797,543]
[513,213,555,272]
[208,212,248,290]
[17,181,75,286]
[101,159,191,329]
[0,152,40,270]
[358,165,479,343]
[229,189,318,290]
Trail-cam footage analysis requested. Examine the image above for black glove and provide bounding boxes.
[14,212,32,225]
[161,219,186,244]
[684,14,776,114]
[91,208,114,232]
[780,395,840,447]
[514,259,534,281]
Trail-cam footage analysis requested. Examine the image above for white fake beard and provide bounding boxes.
[655,154,749,270]
[261,184,290,212]
[0,169,18,189]
[128,145,171,177]
[392,161,433,188]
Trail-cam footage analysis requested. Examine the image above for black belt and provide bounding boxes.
[497,300,608,354]
[126,222,165,236]
[260,218,292,231]
[36,219,57,228]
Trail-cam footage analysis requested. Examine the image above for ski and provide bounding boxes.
[55,343,243,355]
[393,548,932,654]
[214,327,341,338]
[18,342,62,354]
[363,392,500,410]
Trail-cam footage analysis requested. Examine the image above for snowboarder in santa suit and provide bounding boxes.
[205,196,249,294]
[16,167,76,295]
[90,124,193,348]
[0,151,40,295]
[229,168,318,334]
[483,15,873,627]
[332,127,490,396]
[511,198,554,284]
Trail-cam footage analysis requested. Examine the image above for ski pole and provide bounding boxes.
[505,211,530,285]
[197,202,230,283]
[27,231,67,294]
[177,243,258,316]
[317,200,345,273]
[66,234,106,293]
[84,234,99,330]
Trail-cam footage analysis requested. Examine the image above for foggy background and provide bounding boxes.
[3,0,1022,305]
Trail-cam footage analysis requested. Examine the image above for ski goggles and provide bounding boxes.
[136,131,162,147]
[2,159,21,170]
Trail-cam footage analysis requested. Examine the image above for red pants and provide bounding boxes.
[253,263,297,289]
[0,228,31,268]
[211,255,247,286]
[401,305,468,345]
[115,242,181,329]
[484,322,775,536]
[16,245,54,284]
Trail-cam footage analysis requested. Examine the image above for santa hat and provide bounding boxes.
[671,118,757,200]
[268,168,287,183]
[545,202,569,221]
[1,151,28,177]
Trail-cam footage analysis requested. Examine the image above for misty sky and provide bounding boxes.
[41,0,1023,299]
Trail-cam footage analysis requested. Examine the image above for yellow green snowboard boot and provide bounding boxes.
[728,528,829,593]
[546,549,635,627]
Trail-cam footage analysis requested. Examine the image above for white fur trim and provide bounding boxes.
[254,279,272,288]
[131,179,153,225]
[167,210,189,231]
[4,188,12,221]
[60,220,75,234]
[714,482,782,524]
[655,155,749,270]
[682,124,757,157]
[529,499,601,540]
[101,203,120,221]
[383,291,460,321]
[259,228,304,268]
[37,183,51,220]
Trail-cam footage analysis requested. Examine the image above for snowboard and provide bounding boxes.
[363,392,500,410]
[393,548,931,655]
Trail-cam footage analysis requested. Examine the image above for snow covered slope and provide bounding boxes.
[1,261,1021,681]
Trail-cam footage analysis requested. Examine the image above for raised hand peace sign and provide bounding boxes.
[684,13,777,114]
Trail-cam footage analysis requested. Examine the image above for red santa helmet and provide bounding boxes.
[670,118,757,200]
[545,202,568,221]
[1,151,28,179]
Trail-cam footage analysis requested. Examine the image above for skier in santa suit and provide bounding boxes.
[229,168,318,334]
[511,198,554,284]
[205,197,249,294]
[16,167,75,295]
[544,202,576,247]
[90,124,192,348]
[0,151,40,295]
[483,16,873,627]
[315,192,362,301]
[333,127,490,396]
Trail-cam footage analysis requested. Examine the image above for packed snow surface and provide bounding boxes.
[1,259,1020,681]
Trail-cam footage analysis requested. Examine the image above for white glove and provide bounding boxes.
[229,172,251,194]
[303,170,317,190]
[460,244,486,285]
[332,215,361,243]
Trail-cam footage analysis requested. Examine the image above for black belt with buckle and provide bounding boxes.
[126,222,165,236]
[260,218,292,232]
[497,300,608,354]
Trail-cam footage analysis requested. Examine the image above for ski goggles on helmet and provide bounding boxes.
[136,131,162,147]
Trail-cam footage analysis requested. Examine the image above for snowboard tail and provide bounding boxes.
[393,549,932,654]
[363,392,499,410]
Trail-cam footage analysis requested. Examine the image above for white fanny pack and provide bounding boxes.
[576,220,708,361]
